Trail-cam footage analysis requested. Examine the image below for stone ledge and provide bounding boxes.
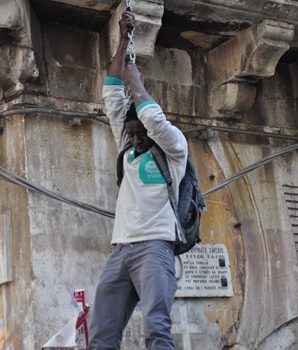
[0,0,39,100]
[207,19,295,118]
[108,0,164,59]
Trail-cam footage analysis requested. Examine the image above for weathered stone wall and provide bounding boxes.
[0,1,297,350]
[0,115,35,350]
[248,62,298,129]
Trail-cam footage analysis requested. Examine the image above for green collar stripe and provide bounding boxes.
[128,148,135,163]
[104,76,124,86]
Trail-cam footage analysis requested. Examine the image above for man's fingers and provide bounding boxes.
[119,12,135,32]
[122,11,135,22]
[125,61,136,69]
[125,62,140,76]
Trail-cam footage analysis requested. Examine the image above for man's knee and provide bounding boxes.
[88,328,122,350]
[144,315,175,348]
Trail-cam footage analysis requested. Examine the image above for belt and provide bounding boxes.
[112,241,146,247]
[112,240,175,248]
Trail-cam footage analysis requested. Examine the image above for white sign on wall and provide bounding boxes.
[0,212,13,285]
[175,244,233,297]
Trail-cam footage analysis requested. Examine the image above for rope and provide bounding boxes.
[0,144,297,218]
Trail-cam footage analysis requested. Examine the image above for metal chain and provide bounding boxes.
[124,0,136,109]
[125,0,131,10]
[127,31,136,64]
[125,0,136,64]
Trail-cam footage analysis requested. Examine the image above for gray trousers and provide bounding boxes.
[88,240,177,350]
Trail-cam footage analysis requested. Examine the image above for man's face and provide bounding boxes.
[125,119,154,155]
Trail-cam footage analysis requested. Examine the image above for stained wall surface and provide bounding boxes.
[0,1,297,350]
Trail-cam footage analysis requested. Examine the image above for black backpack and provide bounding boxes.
[116,144,206,255]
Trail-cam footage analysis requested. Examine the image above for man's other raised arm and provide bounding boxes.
[102,11,135,151]
[123,62,188,164]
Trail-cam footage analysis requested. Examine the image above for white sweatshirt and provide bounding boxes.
[102,77,188,244]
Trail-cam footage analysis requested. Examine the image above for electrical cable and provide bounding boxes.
[202,143,298,198]
[0,105,109,125]
[0,165,115,218]
[183,125,298,141]
[0,143,297,218]
[1,104,297,141]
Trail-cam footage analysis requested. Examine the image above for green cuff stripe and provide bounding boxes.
[104,76,124,86]
[136,100,157,113]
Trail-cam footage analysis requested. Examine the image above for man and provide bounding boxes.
[89,11,188,350]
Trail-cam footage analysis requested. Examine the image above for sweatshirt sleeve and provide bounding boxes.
[102,76,130,152]
[137,101,188,168]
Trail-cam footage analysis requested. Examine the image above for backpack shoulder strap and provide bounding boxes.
[150,144,187,244]
[116,143,132,187]
[150,144,173,185]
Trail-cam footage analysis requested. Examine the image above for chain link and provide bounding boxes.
[125,0,136,64]
[127,31,136,64]
[124,0,136,109]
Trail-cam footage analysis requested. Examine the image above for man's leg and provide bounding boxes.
[128,240,177,350]
[89,247,139,350]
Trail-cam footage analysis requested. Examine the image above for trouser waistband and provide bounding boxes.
[112,240,175,248]
[112,241,146,247]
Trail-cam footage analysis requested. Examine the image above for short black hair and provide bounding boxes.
[125,103,138,122]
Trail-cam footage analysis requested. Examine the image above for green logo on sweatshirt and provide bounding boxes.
[139,152,166,184]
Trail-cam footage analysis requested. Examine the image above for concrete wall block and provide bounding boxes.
[141,46,208,117]
[48,65,100,102]
[144,47,192,85]
[132,0,164,58]
[245,20,295,77]
[145,79,208,117]
[109,0,164,59]
[0,0,21,29]
[44,23,101,102]
[256,311,298,349]
[0,0,39,97]
[49,0,121,11]
[0,114,35,350]
[209,142,298,349]
[208,20,295,88]
[0,0,32,45]
[44,24,99,69]
[207,19,295,118]
[247,63,298,129]
[24,115,117,347]
[210,82,257,118]
[0,45,38,93]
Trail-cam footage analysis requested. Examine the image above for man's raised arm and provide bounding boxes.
[102,11,135,151]
[108,11,135,79]
[123,62,188,164]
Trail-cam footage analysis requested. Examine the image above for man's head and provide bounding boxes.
[124,103,154,155]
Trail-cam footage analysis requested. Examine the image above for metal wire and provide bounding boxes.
[1,104,297,141]
[0,144,297,218]
[202,143,298,198]
[0,104,109,124]
[0,165,116,218]
[184,125,298,141]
